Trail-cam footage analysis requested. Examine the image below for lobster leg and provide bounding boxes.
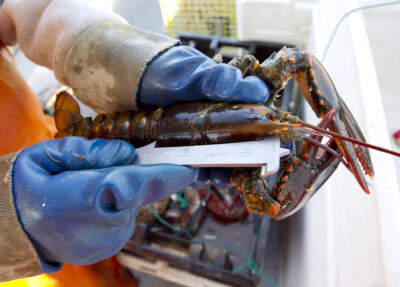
[229,55,260,77]
[231,168,281,217]
[232,47,312,103]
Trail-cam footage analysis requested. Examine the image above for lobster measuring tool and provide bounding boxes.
[134,137,290,176]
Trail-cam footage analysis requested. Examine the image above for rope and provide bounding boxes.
[146,205,194,238]
[322,1,400,61]
[175,191,189,209]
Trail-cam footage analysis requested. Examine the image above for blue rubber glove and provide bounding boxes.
[12,137,197,271]
[137,46,269,107]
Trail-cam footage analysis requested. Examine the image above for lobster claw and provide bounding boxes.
[272,152,341,221]
[295,56,374,194]
[271,110,340,220]
[269,54,375,220]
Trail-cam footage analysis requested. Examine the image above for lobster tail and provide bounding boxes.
[53,91,161,146]
[54,91,85,138]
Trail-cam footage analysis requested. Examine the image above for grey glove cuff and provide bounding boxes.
[60,20,179,113]
[0,152,41,282]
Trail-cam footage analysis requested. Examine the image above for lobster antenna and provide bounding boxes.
[301,122,400,157]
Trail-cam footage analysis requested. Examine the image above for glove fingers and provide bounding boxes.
[35,164,196,219]
[199,63,269,103]
[138,46,269,107]
[97,164,197,211]
[21,137,136,174]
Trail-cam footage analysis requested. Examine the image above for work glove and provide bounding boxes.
[137,45,270,107]
[12,137,197,271]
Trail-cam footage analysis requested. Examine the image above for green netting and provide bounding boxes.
[159,0,237,39]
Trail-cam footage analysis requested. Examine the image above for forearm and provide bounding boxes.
[0,152,42,282]
[0,0,178,113]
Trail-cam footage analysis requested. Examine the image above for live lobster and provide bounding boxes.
[54,47,398,221]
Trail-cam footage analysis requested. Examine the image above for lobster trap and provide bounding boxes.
[159,0,237,39]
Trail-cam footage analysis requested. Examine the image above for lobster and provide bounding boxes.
[54,47,399,221]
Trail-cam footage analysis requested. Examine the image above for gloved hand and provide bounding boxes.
[137,46,269,108]
[12,137,197,271]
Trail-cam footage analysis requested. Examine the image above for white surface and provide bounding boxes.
[278,0,400,286]
[236,0,315,46]
[111,0,166,34]
[363,4,400,196]
[135,138,289,176]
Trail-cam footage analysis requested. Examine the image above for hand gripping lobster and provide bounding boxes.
[54,47,400,221]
